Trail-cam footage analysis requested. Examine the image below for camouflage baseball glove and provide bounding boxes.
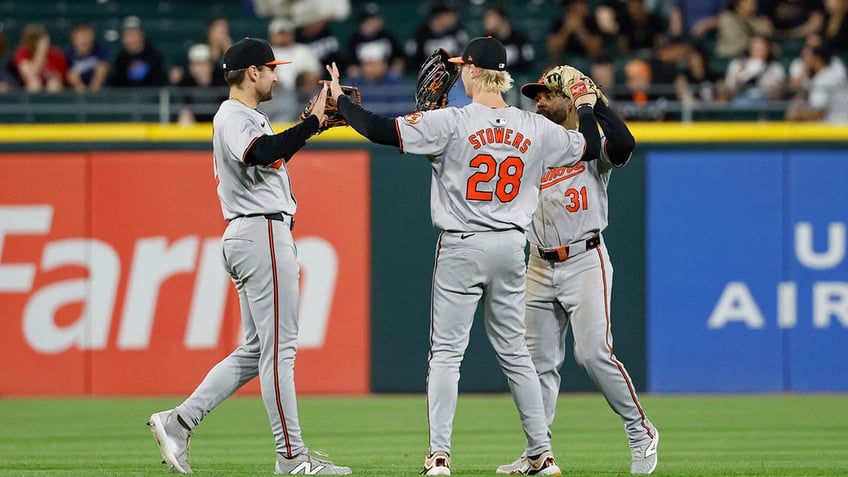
[415,48,460,111]
[300,84,362,132]
[543,65,609,106]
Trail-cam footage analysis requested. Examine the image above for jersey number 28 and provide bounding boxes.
[466,154,525,202]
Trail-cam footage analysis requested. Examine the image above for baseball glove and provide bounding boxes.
[300,84,362,132]
[415,48,460,111]
[543,65,609,106]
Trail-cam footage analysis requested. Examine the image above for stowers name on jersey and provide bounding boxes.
[468,127,531,153]
[541,162,586,189]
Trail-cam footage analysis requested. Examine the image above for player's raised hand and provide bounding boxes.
[325,62,343,101]
[308,83,329,128]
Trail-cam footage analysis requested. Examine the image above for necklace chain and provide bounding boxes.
[229,97,251,108]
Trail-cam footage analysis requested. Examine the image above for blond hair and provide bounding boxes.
[474,68,513,94]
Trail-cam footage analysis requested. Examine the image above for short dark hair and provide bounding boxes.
[811,45,834,63]
[225,68,247,86]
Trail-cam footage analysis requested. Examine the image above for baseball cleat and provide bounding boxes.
[275,448,351,475]
[526,450,561,476]
[630,430,659,474]
[148,409,193,474]
[496,453,529,475]
[419,450,451,475]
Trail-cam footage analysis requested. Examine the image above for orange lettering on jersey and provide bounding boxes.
[475,130,486,146]
[540,162,586,189]
[493,128,506,143]
[469,128,530,153]
[268,159,284,169]
[511,132,524,149]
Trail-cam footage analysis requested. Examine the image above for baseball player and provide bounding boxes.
[324,37,603,476]
[496,70,659,475]
[147,37,351,475]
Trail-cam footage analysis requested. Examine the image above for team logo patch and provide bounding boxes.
[403,112,423,125]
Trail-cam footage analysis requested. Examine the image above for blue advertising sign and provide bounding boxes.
[647,149,848,392]
[785,151,848,391]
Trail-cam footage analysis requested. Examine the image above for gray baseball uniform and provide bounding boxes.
[175,99,304,457]
[525,134,657,447]
[396,102,586,457]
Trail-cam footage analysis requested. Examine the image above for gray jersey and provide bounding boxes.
[528,134,627,247]
[396,103,585,232]
[213,100,297,220]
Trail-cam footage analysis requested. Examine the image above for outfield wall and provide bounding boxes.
[0,123,846,396]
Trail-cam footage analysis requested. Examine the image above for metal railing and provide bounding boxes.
[0,82,804,124]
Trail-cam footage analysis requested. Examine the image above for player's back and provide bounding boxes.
[397,102,586,232]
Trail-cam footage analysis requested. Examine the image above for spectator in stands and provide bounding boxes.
[604,0,668,57]
[174,43,227,125]
[0,24,17,93]
[719,34,786,105]
[482,6,534,73]
[788,33,846,92]
[668,0,726,39]
[347,3,405,78]
[614,58,669,120]
[405,2,469,73]
[14,24,67,93]
[110,16,167,88]
[206,17,232,78]
[263,17,321,122]
[250,0,351,23]
[785,44,848,122]
[170,17,232,87]
[294,4,345,69]
[65,23,109,93]
[349,42,409,118]
[546,0,604,68]
[589,55,617,98]
[714,0,773,59]
[268,17,321,92]
[601,0,713,103]
[822,0,848,53]
[760,0,825,40]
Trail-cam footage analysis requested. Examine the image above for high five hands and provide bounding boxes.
[325,62,344,102]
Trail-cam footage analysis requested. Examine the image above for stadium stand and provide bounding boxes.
[1,0,846,123]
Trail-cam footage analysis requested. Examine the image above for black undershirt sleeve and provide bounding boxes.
[337,95,401,147]
[243,114,320,166]
[593,100,636,166]
[577,105,601,162]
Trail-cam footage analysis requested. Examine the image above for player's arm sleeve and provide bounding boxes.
[577,105,601,161]
[337,95,401,146]
[593,100,635,167]
[244,115,321,166]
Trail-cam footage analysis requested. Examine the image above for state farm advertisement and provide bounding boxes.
[0,151,370,396]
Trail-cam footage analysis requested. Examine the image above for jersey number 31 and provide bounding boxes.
[465,154,525,202]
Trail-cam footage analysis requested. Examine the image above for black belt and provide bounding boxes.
[534,235,600,262]
[444,226,524,234]
[230,213,295,230]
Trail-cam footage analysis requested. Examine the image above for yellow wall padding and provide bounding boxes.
[1,122,847,144]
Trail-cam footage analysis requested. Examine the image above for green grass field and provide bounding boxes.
[0,394,846,476]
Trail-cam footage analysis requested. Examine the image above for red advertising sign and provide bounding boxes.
[0,151,370,396]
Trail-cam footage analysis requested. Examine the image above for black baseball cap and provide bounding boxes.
[520,80,549,100]
[520,70,552,99]
[222,37,291,72]
[448,36,506,71]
